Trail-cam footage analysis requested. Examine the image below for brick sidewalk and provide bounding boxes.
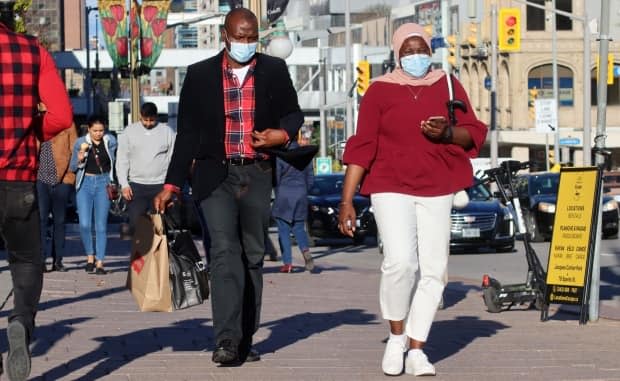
[1,228,620,380]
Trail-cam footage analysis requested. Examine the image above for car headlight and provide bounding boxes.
[502,209,513,220]
[319,206,336,215]
[603,199,619,212]
[538,202,556,213]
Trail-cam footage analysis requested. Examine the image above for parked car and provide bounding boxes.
[307,173,376,244]
[515,172,619,242]
[450,179,516,252]
[603,170,620,202]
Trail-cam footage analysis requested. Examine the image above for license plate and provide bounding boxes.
[462,228,480,238]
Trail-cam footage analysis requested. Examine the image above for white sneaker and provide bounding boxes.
[405,350,436,376]
[381,337,407,375]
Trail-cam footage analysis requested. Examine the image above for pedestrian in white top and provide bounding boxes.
[115,102,176,234]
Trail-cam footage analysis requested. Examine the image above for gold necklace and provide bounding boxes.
[405,85,424,100]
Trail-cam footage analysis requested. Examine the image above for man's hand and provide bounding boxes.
[250,129,288,149]
[122,186,133,201]
[153,188,175,213]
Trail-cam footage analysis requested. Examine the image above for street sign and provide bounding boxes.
[316,157,332,175]
[559,137,580,146]
[484,76,491,90]
[535,98,558,133]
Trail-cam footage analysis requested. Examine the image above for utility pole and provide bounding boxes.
[319,47,327,157]
[344,0,353,139]
[550,0,560,163]
[84,6,97,116]
[490,4,498,168]
[590,0,611,323]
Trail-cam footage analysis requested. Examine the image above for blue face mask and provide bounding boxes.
[227,41,258,63]
[400,54,432,78]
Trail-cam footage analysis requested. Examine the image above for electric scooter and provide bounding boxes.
[479,160,548,314]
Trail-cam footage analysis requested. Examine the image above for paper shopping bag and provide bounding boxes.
[126,213,173,312]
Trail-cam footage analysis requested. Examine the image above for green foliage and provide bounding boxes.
[13,0,31,33]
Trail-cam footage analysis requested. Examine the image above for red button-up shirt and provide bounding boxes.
[222,56,259,159]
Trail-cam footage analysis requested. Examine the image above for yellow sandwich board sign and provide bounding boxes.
[544,167,602,323]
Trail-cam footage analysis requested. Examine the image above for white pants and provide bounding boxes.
[372,192,452,342]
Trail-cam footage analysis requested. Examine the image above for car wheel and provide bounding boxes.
[526,212,544,242]
[496,243,514,253]
[353,234,365,245]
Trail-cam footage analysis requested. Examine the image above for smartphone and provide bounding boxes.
[428,116,446,122]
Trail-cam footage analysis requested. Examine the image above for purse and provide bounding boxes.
[163,214,210,310]
[106,182,120,201]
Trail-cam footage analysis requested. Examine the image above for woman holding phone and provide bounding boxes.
[338,23,487,376]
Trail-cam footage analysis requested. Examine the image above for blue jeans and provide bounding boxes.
[76,174,110,261]
[275,217,310,265]
[36,181,71,263]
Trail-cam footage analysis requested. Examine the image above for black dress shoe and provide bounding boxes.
[245,348,260,362]
[85,262,95,273]
[53,263,68,272]
[212,339,239,365]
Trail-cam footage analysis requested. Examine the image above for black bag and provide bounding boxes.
[163,214,210,310]
[264,144,319,171]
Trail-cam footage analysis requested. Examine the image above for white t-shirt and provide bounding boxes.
[232,66,251,84]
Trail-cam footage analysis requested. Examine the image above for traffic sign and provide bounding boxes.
[535,98,557,133]
[316,157,332,175]
[559,137,580,146]
[484,76,491,90]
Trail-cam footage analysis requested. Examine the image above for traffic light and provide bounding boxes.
[528,87,538,120]
[356,60,370,96]
[446,35,457,67]
[467,23,478,46]
[498,8,521,52]
[596,54,615,85]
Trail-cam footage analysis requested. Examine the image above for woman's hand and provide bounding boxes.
[338,202,356,237]
[421,116,448,140]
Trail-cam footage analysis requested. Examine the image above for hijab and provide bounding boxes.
[373,23,445,87]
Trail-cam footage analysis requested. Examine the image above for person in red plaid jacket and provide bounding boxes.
[0,1,72,379]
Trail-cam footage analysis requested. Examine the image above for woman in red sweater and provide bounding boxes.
[338,23,487,376]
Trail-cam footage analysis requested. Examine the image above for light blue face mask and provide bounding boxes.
[400,54,432,78]
[227,41,258,63]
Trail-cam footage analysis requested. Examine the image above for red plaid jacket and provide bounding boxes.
[0,23,72,181]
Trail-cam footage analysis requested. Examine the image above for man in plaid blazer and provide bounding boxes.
[0,1,72,379]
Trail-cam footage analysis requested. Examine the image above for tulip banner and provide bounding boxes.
[98,0,171,74]
[98,0,129,68]
[138,0,171,70]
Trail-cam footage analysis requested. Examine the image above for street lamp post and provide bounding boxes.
[85,6,98,116]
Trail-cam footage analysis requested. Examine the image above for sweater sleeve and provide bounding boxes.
[39,46,73,141]
[342,83,382,169]
[115,129,130,188]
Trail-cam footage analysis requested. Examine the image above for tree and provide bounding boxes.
[13,0,31,34]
